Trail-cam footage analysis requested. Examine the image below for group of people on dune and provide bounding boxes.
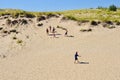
[46,26,56,37]
[46,26,68,37]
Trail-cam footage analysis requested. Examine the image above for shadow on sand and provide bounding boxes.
[48,33,62,38]
[49,33,62,36]
[79,61,89,64]
[66,35,74,37]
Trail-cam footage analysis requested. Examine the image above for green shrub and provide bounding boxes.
[91,21,98,25]
[109,5,117,11]
[105,21,113,25]
[37,16,46,21]
[97,6,107,10]
[115,20,120,25]
[47,13,58,18]
[116,21,120,25]
[24,12,35,18]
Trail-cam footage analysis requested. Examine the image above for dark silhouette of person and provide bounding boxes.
[46,28,49,35]
[49,26,52,32]
[52,27,55,33]
[52,27,56,37]
[74,51,80,64]
[65,30,68,36]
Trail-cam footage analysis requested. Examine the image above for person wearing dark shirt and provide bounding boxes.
[49,26,52,32]
[52,27,56,37]
[65,30,68,36]
[74,51,80,64]
[46,28,49,35]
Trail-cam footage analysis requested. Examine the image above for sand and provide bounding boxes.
[0,16,120,80]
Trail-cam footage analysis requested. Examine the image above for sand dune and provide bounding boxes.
[0,16,120,80]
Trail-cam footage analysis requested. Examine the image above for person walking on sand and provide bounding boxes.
[46,28,49,35]
[52,27,55,33]
[64,30,68,36]
[49,26,52,32]
[52,27,56,37]
[74,51,81,64]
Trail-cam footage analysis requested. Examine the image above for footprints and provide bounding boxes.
[46,25,74,38]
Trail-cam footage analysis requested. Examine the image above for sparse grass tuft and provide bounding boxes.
[115,20,120,25]
[80,28,92,32]
[12,36,17,40]
[106,25,116,29]
[17,40,23,44]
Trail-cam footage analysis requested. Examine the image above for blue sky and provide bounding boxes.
[0,0,120,11]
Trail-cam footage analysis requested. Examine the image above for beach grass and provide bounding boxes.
[0,8,120,22]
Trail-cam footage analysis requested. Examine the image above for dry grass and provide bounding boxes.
[0,8,120,22]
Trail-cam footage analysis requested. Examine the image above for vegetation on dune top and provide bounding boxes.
[61,6,120,22]
[0,5,120,22]
[0,9,61,18]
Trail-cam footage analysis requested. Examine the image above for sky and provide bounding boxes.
[0,0,120,11]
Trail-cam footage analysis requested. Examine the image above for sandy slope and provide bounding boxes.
[0,17,120,80]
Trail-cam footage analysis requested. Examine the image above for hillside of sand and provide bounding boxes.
[0,14,120,80]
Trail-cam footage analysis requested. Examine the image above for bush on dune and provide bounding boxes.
[105,20,113,25]
[46,13,59,18]
[24,12,35,18]
[91,21,98,25]
[115,20,120,25]
[37,15,46,21]
[109,5,117,11]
